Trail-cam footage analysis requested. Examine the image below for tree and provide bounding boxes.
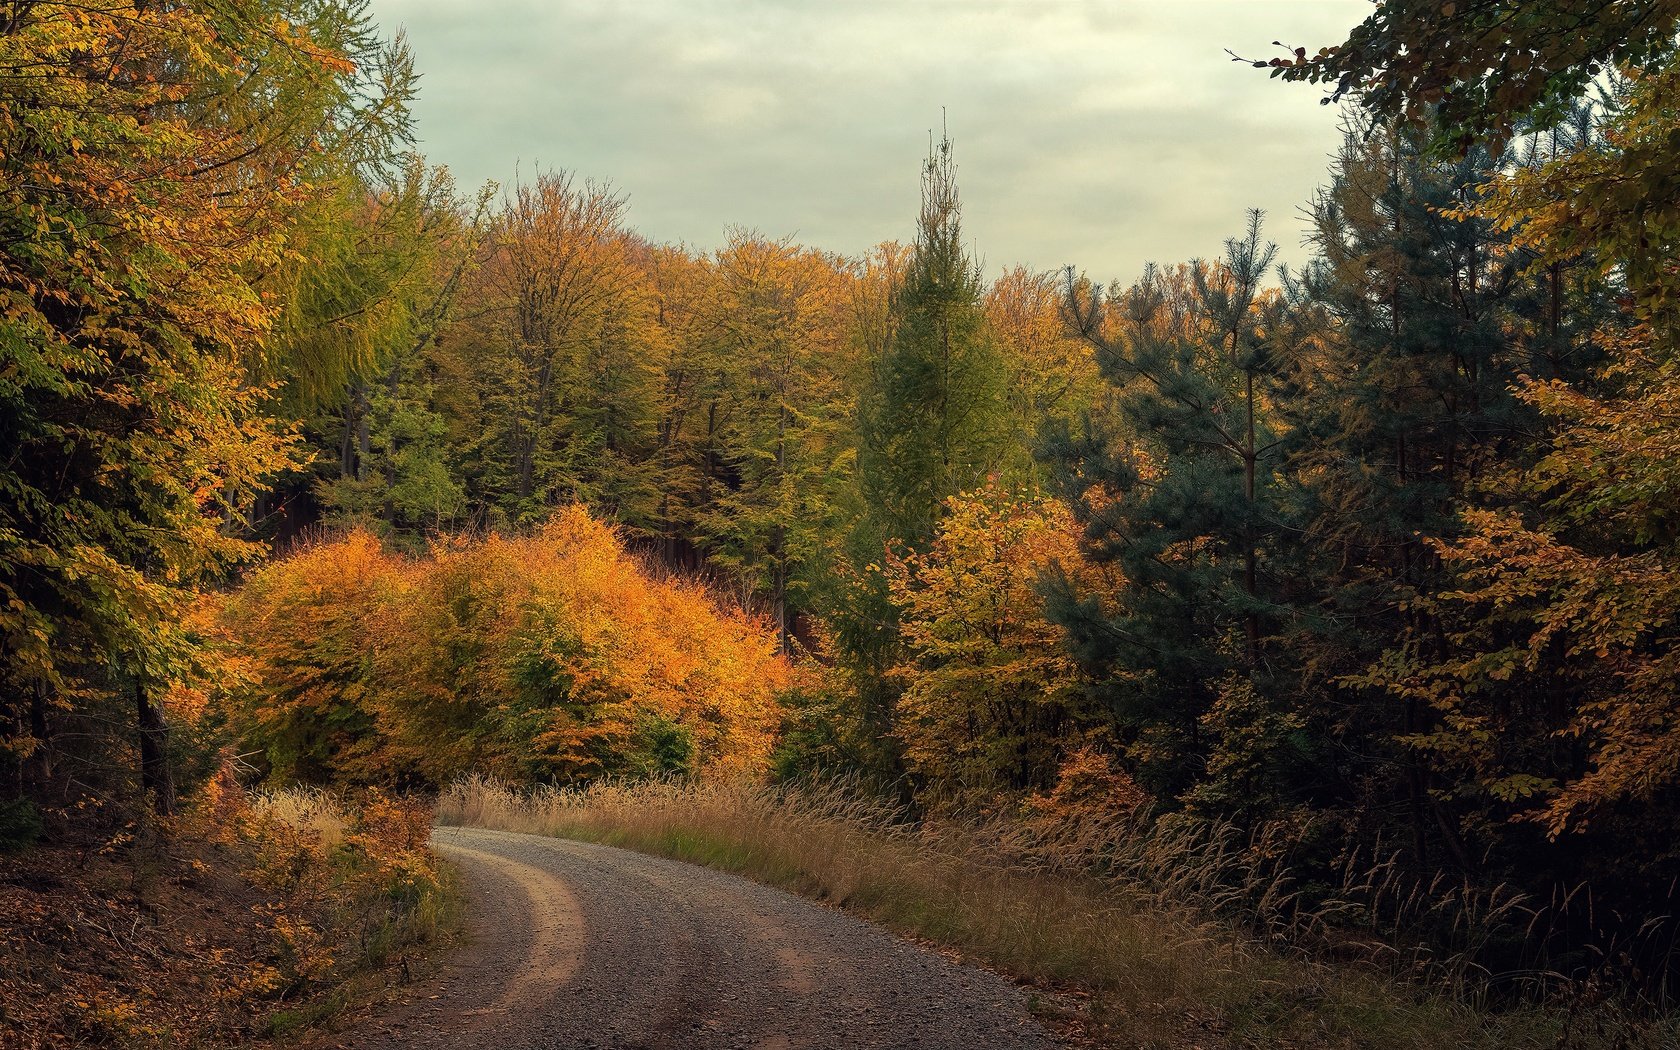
[1282,118,1563,865]
[885,483,1107,803]
[285,161,490,542]
[691,234,855,652]
[1360,86,1680,860]
[1045,216,1302,808]
[0,0,414,814]
[453,171,661,526]
[835,133,1011,778]
[221,508,790,787]
[985,265,1102,466]
[1257,0,1680,153]
[857,132,1011,552]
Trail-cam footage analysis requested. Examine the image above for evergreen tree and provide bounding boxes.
[0,0,417,813]
[856,132,1010,553]
[1044,216,1303,810]
[1280,120,1580,865]
[831,133,1013,778]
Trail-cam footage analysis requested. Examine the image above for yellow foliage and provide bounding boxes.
[886,482,1115,802]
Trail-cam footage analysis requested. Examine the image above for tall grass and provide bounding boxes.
[439,775,1674,1050]
[249,786,352,851]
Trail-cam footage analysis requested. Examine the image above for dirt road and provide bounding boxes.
[319,825,1059,1049]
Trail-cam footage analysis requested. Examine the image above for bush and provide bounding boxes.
[0,797,43,852]
[218,507,790,789]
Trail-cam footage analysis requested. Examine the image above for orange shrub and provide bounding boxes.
[221,507,789,787]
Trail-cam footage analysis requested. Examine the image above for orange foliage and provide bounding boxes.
[220,507,789,787]
[1022,745,1150,836]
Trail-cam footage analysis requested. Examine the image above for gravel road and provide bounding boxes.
[317,825,1060,1050]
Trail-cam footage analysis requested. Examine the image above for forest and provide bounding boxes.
[6,0,1680,1043]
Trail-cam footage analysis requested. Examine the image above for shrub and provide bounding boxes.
[0,797,43,852]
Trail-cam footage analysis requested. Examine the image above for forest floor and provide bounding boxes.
[318,826,1058,1050]
[1,831,287,1047]
[0,791,453,1050]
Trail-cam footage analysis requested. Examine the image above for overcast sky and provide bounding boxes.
[369,0,1370,279]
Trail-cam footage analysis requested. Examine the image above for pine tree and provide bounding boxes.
[1043,216,1302,808]
[1281,120,1562,865]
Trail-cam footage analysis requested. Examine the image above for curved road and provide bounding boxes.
[319,826,1060,1050]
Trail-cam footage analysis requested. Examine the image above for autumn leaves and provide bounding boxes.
[219,509,789,787]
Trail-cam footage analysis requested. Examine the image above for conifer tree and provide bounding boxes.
[837,132,1011,777]
[0,0,415,814]
[857,132,1010,553]
[1280,121,1566,864]
[1044,216,1301,808]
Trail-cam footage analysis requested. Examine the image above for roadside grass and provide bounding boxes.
[240,785,462,1043]
[437,775,1674,1050]
[257,855,461,1043]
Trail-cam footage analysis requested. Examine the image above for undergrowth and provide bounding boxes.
[0,771,455,1049]
[438,775,1676,1050]
[232,780,458,1042]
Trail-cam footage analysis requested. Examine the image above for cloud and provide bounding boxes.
[373,0,1365,276]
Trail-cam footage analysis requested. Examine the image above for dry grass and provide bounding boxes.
[438,775,1675,1050]
[249,786,352,851]
[236,784,459,1041]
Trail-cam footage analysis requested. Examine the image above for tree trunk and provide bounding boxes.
[355,384,372,478]
[1242,370,1259,670]
[26,682,51,790]
[3,693,21,802]
[340,392,358,479]
[136,680,175,817]
[1547,260,1563,378]
[773,402,790,655]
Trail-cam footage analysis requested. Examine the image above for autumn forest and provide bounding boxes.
[6,1,1680,1046]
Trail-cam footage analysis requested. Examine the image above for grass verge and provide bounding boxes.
[438,775,1673,1050]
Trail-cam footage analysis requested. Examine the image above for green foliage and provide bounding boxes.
[857,133,1012,553]
[0,0,415,813]
[835,131,1016,778]
[1045,215,1297,805]
[446,172,664,529]
[0,798,43,853]
[687,234,858,650]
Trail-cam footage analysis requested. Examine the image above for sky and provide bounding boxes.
[368,0,1371,279]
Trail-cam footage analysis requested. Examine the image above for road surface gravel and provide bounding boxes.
[316,825,1061,1050]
